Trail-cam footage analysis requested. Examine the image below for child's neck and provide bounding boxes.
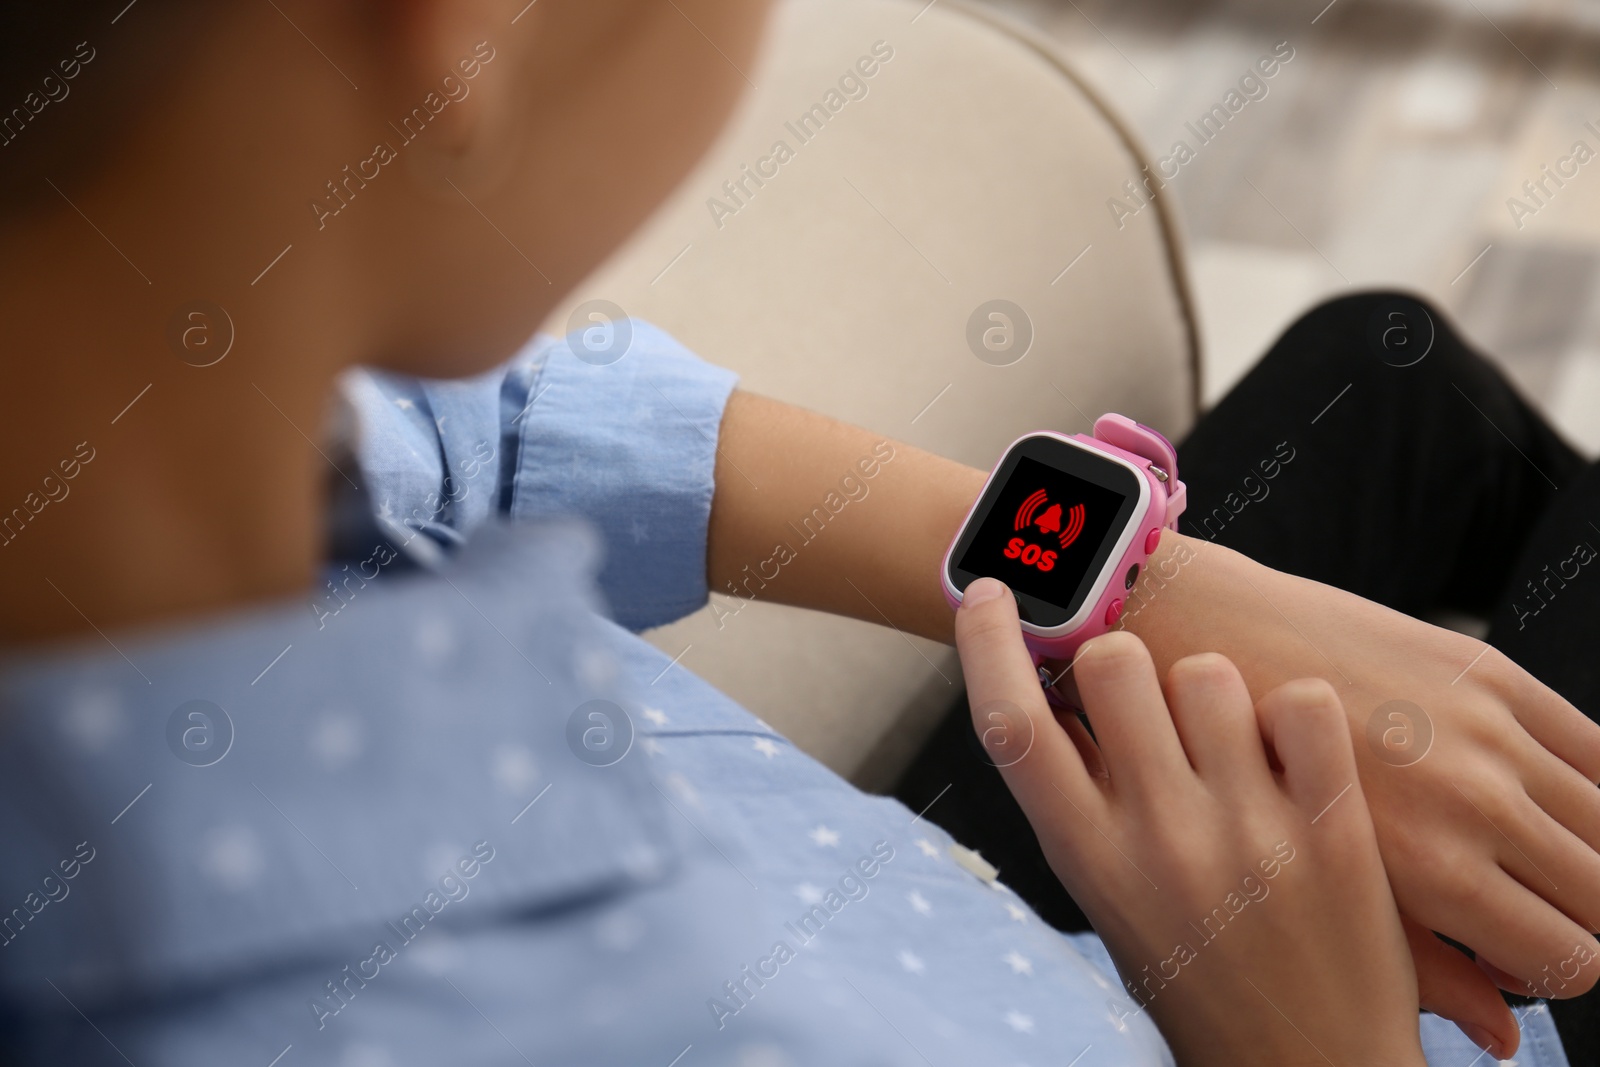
[0,202,354,646]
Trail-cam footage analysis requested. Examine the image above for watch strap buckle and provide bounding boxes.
[1091,414,1186,530]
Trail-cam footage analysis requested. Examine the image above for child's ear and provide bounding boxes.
[373,0,524,191]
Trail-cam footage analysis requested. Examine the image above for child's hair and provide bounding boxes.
[0,3,206,210]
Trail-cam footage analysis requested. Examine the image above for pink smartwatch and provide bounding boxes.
[942,415,1187,661]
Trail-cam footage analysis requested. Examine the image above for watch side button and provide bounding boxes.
[1105,598,1124,626]
[1144,527,1162,555]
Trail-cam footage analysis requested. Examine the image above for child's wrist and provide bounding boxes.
[1117,532,1248,646]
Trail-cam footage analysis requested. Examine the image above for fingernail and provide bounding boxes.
[963,577,1008,606]
[1461,1024,1501,1059]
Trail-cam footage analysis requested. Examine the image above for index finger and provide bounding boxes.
[954,578,1098,813]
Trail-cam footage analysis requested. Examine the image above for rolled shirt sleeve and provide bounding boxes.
[338,320,738,631]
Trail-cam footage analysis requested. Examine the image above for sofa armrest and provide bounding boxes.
[544,0,1201,788]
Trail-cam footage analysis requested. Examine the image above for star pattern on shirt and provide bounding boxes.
[908,890,933,916]
[490,744,540,795]
[897,950,925,975]
[341,1041,397,1067]
[664,772,701,809]
[594,908,647,953]
[808,825,840,848]
[394,397,414,410]
[1004,1010,1035,1034]
[630,519,648,544]
[640,737,664,758]
[641,707,669,727]
[752,738,780,759]
[199,824,265,891]
[1004,901,1029,923]
[59,688,123,752]
[1003,950,1034,976]
[915,838,941,859]
[795,883,824,905]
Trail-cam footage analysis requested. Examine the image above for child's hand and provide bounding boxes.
[955,577,1510,1065]
[1115,537,1600,1027]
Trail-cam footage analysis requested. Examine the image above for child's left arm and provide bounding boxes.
[709,388,1600,1043]
[706,389,983,641]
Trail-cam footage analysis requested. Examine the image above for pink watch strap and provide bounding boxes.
[1087,414,1186,531]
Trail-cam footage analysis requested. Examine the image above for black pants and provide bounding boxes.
[895,292,1600,1056]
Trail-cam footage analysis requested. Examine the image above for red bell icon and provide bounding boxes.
[1034,503,1062,534]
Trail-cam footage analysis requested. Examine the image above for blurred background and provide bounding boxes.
[973,0,1600,453]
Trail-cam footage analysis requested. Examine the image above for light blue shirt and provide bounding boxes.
[0,322,1566,1065]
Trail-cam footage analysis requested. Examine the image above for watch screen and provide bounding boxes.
[949,437,1142,627]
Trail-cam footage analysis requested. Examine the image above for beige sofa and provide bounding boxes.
[545,0,1202,790]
